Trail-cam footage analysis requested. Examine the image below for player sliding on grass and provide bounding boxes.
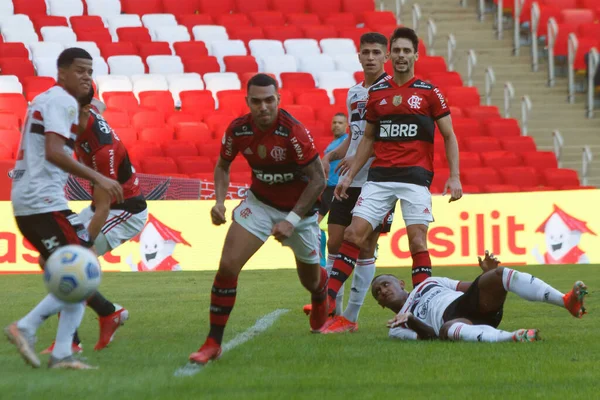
[371,251,588,342]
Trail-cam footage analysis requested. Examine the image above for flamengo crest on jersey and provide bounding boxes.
[344,73,390,187]
[11,86,79,217]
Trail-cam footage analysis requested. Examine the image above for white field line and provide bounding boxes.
[174,308,290,377]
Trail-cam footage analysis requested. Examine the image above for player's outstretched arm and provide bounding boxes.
[45,133,124,203]
[211,156,232,225]
[437,115,463,202]
[87,186,111,241]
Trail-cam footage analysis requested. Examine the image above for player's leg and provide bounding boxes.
[440,319,540,343]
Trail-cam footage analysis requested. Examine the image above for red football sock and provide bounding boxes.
[411,251,432,287]
[208,273,238,345]
[311,266,328,300]
[328,241,360,301]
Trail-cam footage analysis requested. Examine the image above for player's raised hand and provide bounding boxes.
[334,155,354,176]
[334,176,351,201]
[442,176,463,203]
[271,220,294,243]
[95,175,124,203]
[387,312,412,328]
[210,203,227,225]
[478,250,501,272]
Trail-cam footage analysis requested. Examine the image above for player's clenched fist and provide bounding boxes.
[271,220,294,243]
[211,203,227,225]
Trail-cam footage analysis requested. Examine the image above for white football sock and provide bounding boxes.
[52,301,85,359]
[447,323,514,343]
[502,268,564,307]
[343,258,376,323]
[17,294,64,335]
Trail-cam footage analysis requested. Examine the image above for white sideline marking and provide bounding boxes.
[174,308,290,377]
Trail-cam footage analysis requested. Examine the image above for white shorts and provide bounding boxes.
[79,206,148,255]
[352,181,434,230]
[232,191,320,264]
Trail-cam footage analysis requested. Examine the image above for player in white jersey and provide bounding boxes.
[372,251,588,343]
[4,48,123,370]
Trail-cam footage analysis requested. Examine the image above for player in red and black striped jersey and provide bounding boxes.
[323,27,464,318]
[188,74,328,365]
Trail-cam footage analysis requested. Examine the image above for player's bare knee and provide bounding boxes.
[217,258,241,279]
[343,226,366,248]
[408,237,427,255]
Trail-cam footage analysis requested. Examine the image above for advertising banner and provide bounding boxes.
[0,190,598,273]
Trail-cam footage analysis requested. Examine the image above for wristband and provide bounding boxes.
[285,212,301,227]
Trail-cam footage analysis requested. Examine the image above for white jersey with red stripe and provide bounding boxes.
[344,73,390,188]
[398,277,463,335]
[11,86,79,216]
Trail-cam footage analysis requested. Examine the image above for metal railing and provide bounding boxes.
[379,0,385,11]
[485,67,496,106]
[427,18,437,56]
[513,0,525,56]
[567,33,578,104]
[547,18,558,87]
[447,34,457,72]
[460,0,468,7]
[552,130,564,168]
[521,95,532,135]
[467,50,477,86]
[496,0,504,39]
[478,0,485,21]
[587,47,599,119]
[582,146,593,186]
[393,0,405,25]
[530,2,541,72]
[504,82,515,118]
[412,4,422,33]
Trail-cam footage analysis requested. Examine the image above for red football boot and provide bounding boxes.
[40,341,83,355]
[94,306,129,351]
[303,304,312,315]
[563,281,588,318]
[189,337,222,365]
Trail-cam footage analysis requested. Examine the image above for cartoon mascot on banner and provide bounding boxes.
[532,204,596,264]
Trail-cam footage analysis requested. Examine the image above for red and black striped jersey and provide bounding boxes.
[365,76,450,187]
[220,109,319,212]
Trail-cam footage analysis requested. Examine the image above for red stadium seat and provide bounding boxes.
[103,92,140,115]
[499,136,537,153]
[70,16,105,33]
[462,167,502,186]
[175,122,213,143]
[521,151,558,169]
[22,77,56,102]
[573,37,600,70]
[307,0,342,19]
[286,13,321,26]
[278,88,295,107]
[176,156,214,174]
[337,27,370,49]
[459,152,482,168]
[199,0,234,17]
[415,56,448,77]
[217,13,252,28]
[462,106,501,122]
[462,137,502,152]
[498,166,541,187]
[560,9,595,25]
[178,14,215,34]
[117,27,152,44]
[0,43,29,59]
[205,114,236,138]
[0,58,35,84]
[333,88,349,106]
[132,111,166,132]
[480,151,522,168]
[183,57,220,75]
[103,109,131,128]
[162,0,201,14]
[314,105,344,125]
[162,141,199,158]
[180,90,216,118]
[235,0,269,13]
[76,29,112,43]
[263,25,304,41]
[578,23,600,40]
[430,168,449,194]
[12,0,47,16]
[281,72,316,92]
[445,87,481,108]
[139,91,176,115]
[0,143,13,159]
[270,0,307,14]
[228,27,266,45]
[296,90,332,108]
[99,42,138,59]
[0,129,20,155]
[452,118,483,139]
[354,71,365,83]
[0,94,28,120]
[342,0,376,22]
[0,112,21,130]
[197,141,221,157]
[128,143,163,163]
[140,157,178,175]
[249,11,286,26]
[542,168,580,187]
[166,112,202,129]
[112,127,138,147]
[302,25,339,41]
[218,90,247,116]
[174,42,209,59]
[31,16,68,35]
[484,118,521,138]
[323,13,357,27]
[121,0,163,14]
[427,72,464,91]
[138,42,173,60]
[433,152,447,169]
[449,106,464,118]
[363,11,397,29]
[139,127,174,144]
[482,184,521,193]
[305,120,326,137]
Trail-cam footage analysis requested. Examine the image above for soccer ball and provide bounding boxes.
[44,245,102,303]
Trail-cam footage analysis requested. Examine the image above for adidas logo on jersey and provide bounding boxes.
[379,99,387,105]
[243,148,253,155]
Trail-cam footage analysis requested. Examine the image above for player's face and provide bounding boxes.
[330,115,347,137]
[59,58,93,99]
[358,43,389,75]
[389,38,418,75]
[247,84,280,129]
[371,275,407,309]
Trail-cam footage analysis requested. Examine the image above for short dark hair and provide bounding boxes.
[389,27,419,53]
[333,112,346,118]
[247,73,278,92]
[57,47,93,69]
[360,32,388,48]
[79,86,94,107]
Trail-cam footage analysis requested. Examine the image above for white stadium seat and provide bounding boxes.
[92,57,109,78]
[248,39,284,70]
[95,75,133,100]
[86,0,122,20]
[154,26,191,45]
[64,42,102,58]
[0,78,23,94]
[146,55,184,74]
[211,40,247,71]
[0,14,35,33]
[0,0,14,16]
[333,54,362,74]
[107,55,145,76]
[320,39,357,55]
[132,76,169,98]
[262,55,298,82]
[130,74,166,84]
[192,26,228,54]
[169,77,205,107]
[29,42,64,60]
[203,72,241,103]
[33,58,58,80]
[284,39,321,58]
[48,0,84,18]
[2,28,39,45]
[41,27,77,45]
[165,73,202,85]
[141,14,178,40]
[108,14,143,41]
[316,71,356,102]
[298,55,335,79]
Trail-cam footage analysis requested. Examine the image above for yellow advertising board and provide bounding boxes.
[0,190,598,273]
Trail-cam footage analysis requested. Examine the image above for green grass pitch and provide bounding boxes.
[1,265,598,400]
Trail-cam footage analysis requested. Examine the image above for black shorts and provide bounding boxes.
[318,186,335,217]
[442,276,504,328]
[327,187,396,233]
[15,210,93,262]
